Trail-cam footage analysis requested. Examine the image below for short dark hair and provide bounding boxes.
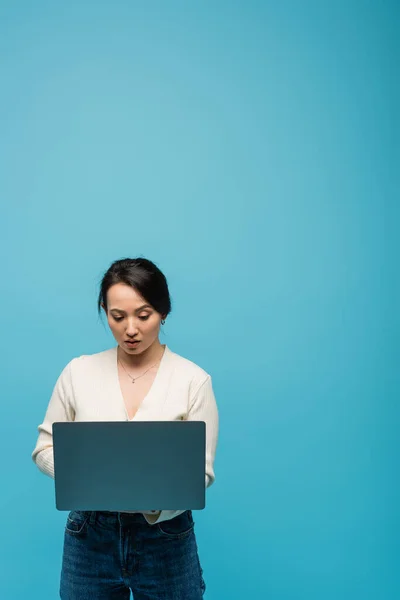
[97,257,172,319]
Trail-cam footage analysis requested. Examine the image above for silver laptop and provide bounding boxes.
[52,421,206,511]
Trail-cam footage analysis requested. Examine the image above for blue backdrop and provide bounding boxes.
[0,1,397,598]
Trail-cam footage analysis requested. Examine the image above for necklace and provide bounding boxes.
[118,352,163,384]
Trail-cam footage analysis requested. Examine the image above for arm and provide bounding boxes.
[31,361,75,478]
[143,374,219,525]
[187,375,219,489]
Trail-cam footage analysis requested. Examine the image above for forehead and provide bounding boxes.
[107,283,148,308]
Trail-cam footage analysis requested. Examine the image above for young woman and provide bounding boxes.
[32,257,219,599]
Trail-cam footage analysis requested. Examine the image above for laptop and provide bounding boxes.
[52,421,206,511]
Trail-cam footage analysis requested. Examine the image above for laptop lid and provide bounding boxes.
[52,421,206,511]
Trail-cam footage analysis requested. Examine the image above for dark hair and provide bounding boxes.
[97,257,172,320]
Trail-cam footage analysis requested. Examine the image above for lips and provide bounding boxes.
[126,340,139,344]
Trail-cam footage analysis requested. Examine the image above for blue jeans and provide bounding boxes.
[60,510,206,599]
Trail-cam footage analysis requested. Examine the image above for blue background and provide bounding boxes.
[0,1,398,598]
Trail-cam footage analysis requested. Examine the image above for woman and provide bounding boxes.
[32,257,219,599]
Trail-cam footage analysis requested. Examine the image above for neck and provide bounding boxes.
[117,339,165,369]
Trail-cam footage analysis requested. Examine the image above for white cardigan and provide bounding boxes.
[32,344,219,525]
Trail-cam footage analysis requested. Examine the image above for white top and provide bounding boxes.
[32,344,219,525]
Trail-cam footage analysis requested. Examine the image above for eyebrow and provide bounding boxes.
[109,304,152,314]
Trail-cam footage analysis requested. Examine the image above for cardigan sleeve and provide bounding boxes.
[187,375,219,489]
[31,360,76,479]
[143,374,219,525]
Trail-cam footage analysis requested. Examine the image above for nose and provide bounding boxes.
[125,319,139,336]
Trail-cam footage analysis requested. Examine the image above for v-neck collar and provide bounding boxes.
[113,344,170,421]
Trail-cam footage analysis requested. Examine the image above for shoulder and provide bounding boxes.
[166,346,211,394]
[167,346,210,378]
[65,346,116,377]
[73,346,116,362]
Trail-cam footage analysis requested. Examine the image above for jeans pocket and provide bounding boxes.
[65,510,91,537]
[156,510,194,539]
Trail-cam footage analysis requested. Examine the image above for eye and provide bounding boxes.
[112,314,151,322]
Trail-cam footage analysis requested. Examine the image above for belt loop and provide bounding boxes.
[89,511,96,526]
